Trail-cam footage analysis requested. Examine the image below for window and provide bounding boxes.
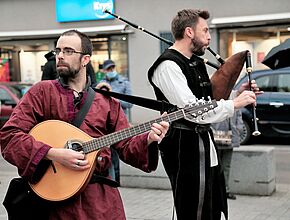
[0,88,13,101]
[91,34,128,77]
[218,25,290,71]
[256,75,273,92]
[277,74,290,92]
[160,32,173,54]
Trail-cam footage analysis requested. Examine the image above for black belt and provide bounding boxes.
[89,173,120,188]
[172,121,210,133]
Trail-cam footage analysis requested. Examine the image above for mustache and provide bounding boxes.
[57,61,69,67]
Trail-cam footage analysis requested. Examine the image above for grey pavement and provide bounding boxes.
[119,184,290,220]
[1,156,290,219]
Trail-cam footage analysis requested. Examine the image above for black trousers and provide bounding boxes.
[159,127,227,220]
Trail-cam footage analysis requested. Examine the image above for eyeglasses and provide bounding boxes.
[53,48,85,56]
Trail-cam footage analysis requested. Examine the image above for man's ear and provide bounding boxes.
[82,55,91,66]
[185,27,194,39]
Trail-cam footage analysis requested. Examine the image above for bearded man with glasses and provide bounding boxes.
[0,29,169,220]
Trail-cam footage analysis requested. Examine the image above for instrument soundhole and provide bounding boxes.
[66,140,84,152]
[71,143,83,152]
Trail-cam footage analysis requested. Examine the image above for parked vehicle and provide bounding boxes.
[0,82,32,128]
[234,67,290,144]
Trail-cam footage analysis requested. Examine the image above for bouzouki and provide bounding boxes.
[29,99,217,201]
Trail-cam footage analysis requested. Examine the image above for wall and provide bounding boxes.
[1,0,290,123]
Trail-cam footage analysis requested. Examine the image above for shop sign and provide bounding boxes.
[56,0,115,22]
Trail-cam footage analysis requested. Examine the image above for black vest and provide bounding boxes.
[148,49,213,104]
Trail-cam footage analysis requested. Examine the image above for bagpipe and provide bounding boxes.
[103,10,260,136]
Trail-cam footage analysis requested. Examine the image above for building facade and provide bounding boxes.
[0,0,290,123]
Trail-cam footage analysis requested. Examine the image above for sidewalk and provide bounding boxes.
[1,161,290,219]
[119,184,290,220]
[1,179,290,219]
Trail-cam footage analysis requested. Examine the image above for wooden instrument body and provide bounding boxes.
[29,120,98,202]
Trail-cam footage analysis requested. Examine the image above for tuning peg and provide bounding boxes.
[191,113,197,117]
[188,100,198,107]
[201,97,206,104]
[207,96,212,102]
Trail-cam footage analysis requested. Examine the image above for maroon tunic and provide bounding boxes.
[0,80,159,220]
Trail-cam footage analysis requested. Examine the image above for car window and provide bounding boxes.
[11,84,31,98]
[277,74,290,92]
[7,85,22,99]
[255,75,273,92]
[0,88,13,102]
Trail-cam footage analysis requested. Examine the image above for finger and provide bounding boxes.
[151,126,162,136]
[158,131,165,139]
[161,112,167,116]
[151,122,161,129]
[75,151,85,160]
[77,158,89,165]
[72,162,79,169]
[159,121,169,130]
[255,91,264,95]
[151,132,162,142]
[154,122,167,135]
[74,160,90,169]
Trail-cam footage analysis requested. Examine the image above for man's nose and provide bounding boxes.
[57,51,64,59]
[207,32,211,41]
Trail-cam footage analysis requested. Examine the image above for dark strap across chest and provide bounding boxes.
[72,87,95,128]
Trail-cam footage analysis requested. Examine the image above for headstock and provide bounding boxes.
[182,97,217,122]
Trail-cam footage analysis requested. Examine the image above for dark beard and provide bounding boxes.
[191,38,206,56]
[57,66,80,80]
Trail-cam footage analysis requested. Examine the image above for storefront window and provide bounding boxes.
[160,32,174,53]
[219,25,290,70]
[0,41,49,82]
[91,34,128,81]
[110,35,128,77]
[0,34,128,83]
[0,49,13,82]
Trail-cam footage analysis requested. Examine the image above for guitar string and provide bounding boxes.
[73,101,216,152]
[73,102,216,152]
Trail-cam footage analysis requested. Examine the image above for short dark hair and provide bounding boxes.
[61,30,93,56]
[171,9,210,40]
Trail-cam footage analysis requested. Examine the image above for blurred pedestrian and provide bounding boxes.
[97,59,133,115]
[212,91,244,200]
[95,64,105,84]
[41,51,57,80]
[95,59,133,184]
[86,61,96,86]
